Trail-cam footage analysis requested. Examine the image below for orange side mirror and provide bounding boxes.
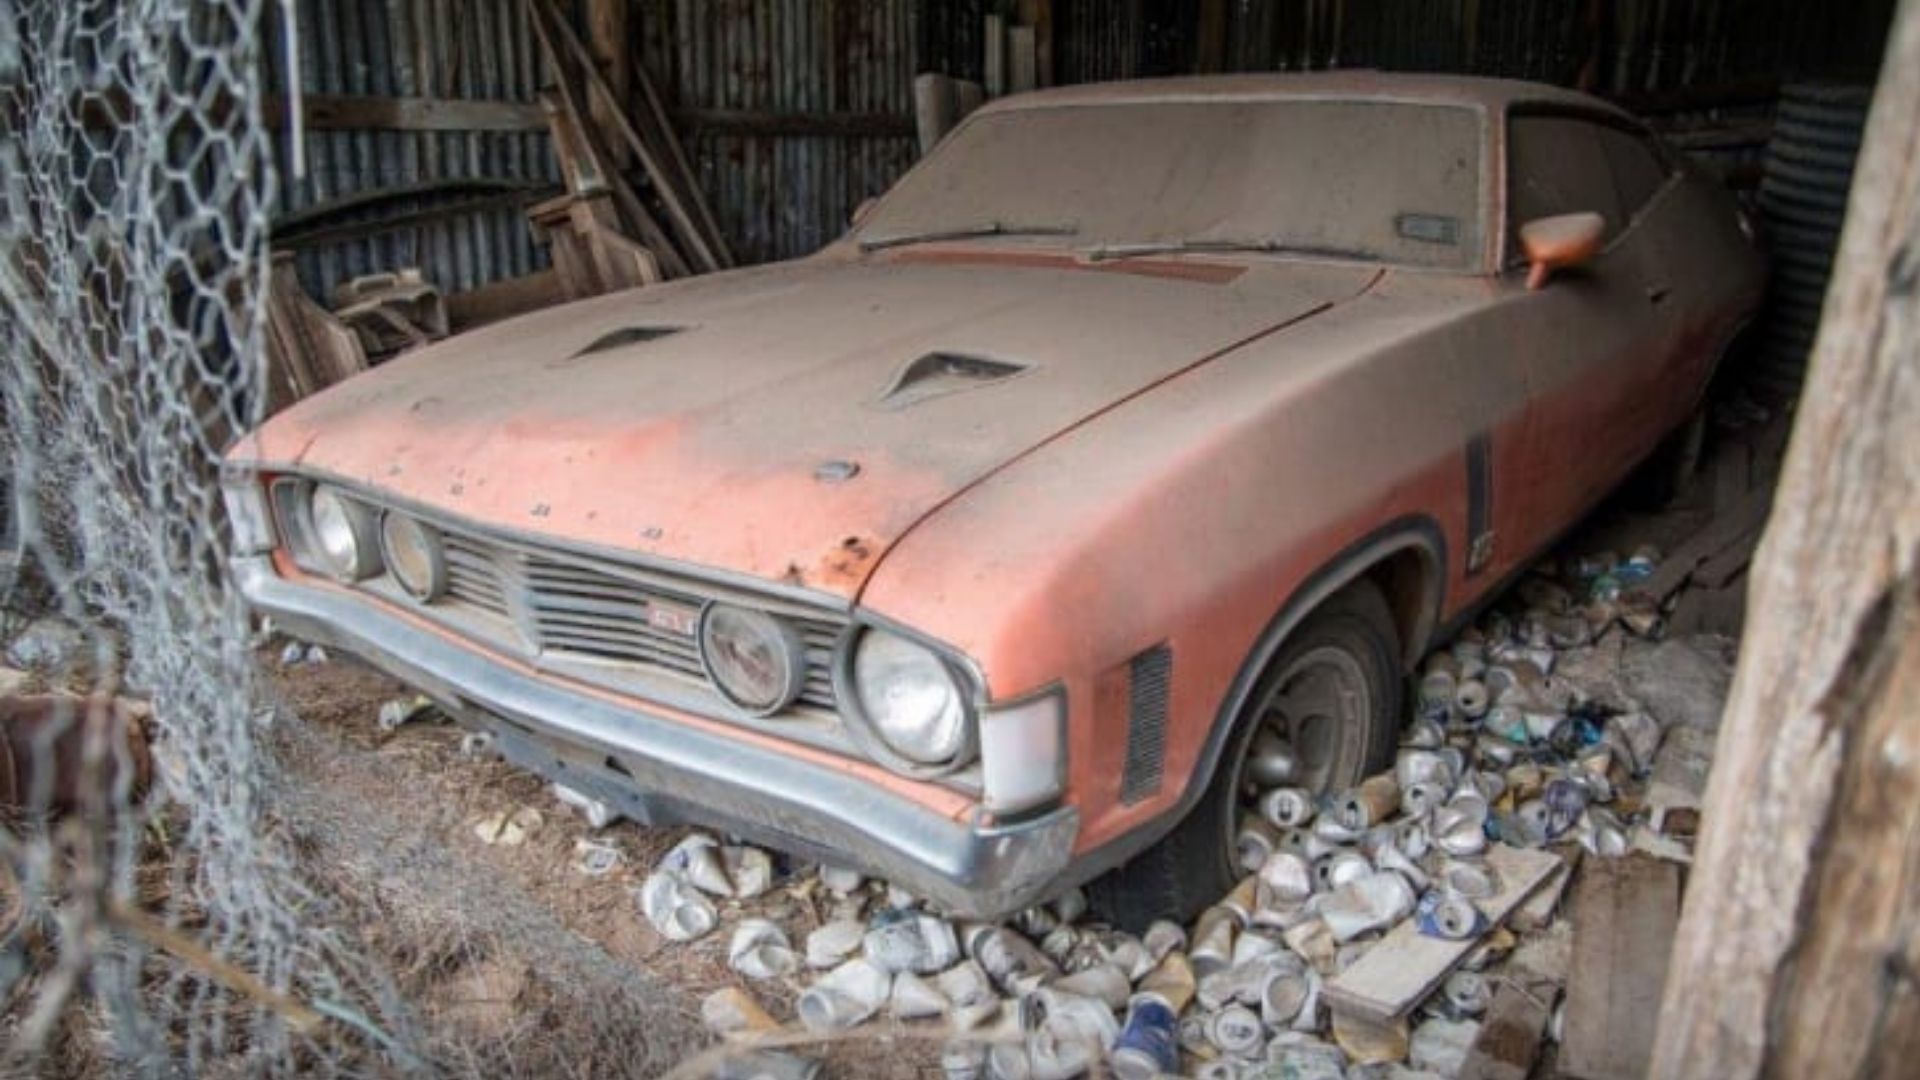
[1519,211,1606,290]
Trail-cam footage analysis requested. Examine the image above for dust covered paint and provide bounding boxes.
[227,74,1765,915]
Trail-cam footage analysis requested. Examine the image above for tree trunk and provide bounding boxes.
[1649,2,1920,1077]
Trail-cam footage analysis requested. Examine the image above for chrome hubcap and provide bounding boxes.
[1227,646,1371,856]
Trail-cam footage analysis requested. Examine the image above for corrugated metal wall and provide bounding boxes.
[267,0,562,300]
[1040,0,1892,99]
[267,0,920,299]
[268,0,1892,302]
[633,0,919,266]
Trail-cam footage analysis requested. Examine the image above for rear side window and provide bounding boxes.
[1595,126,1670,219]
[1507,115,1624,255]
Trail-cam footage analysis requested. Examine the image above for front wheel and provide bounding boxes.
[1087,581,1403,929]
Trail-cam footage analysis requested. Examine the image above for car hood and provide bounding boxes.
[246,256,1377,599]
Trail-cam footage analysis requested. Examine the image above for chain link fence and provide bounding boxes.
[0,2,421,1072]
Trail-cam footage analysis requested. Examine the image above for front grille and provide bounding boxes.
[424,524,845,716]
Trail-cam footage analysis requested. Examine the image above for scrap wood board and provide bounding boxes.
[1558,855,1682,1080]
[1457,975,1558,1080]
[1326,845,1562,1020]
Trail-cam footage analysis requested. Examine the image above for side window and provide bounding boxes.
[1507,115,1625,259]
[1595,126,1671,220]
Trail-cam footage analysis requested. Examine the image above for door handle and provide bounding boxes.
[1646,283,1671,305]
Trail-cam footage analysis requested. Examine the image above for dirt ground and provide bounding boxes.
[242,394,1783,1079]
[267,654,948,1078]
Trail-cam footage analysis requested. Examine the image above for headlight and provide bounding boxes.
[308,485,381,581]
[380,511,446,601]
[848,629,972,769]
[699,604,805,715]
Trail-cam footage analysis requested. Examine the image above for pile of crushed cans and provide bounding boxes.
[619,547,1692,1079]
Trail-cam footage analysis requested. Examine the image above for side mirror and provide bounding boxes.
[850,196,879,229]
[1519,212,1605,290]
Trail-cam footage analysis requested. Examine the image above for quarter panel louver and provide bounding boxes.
[1120,644,1173,805]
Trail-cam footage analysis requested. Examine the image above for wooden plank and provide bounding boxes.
[1458,976,1558,1080]
[1637,486,1774,601]
[1510,847,1580,932]
[269,93,544,132]
[673,108,917,139]
[1562,856,1682,1080]
[79,88,546,133]
[1017,0,1054,87]
[631,49,733,266]
[445,269,566,331]
[1006,26,1037,94]
[587,0,632,167]
[1691,529,1760,590]
[1647,724,1716,835]
[912,74,957,155]
[1711,438,1752,512]
[983,13,1006,97]
[1326,846,1562,1020]
[531,0,722,274]
[528,20,690,279]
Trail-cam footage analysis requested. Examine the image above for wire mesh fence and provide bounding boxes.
[0,2,420,1072]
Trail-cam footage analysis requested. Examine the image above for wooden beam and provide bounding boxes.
[75,88,546,134]
[630,44,733,266]
[1458,976,1557,1080]
[266,94,544,132]
[444,268,566,331]
[673,108,917,139]
[983,13,1006,97]
[1560,856,1682,1080]
[531,0,722,274]
[1649,1,1920,1075]
[272,188,551,251]
[1326,846,1562,1020]
[587,0,632,166]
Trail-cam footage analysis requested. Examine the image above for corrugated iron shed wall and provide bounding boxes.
[1041,0,1891,97]
[266,0,562,300]
[266,0,920,298]
[633,0,920,266]
[268,0,1893,301]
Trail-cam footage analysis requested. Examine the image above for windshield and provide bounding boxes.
[856,99,1485,270]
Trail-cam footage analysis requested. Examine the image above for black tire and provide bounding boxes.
[1087,580,1403,929]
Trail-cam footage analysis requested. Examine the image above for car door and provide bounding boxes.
[1497,110,1676,560]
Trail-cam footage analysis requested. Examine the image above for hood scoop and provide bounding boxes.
[573,325,684,358]
[876,351,1029,411]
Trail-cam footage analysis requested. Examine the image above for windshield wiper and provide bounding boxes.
[858,220,1080,252]
[1085,238,1377,263]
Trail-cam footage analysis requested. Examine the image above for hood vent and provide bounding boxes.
[876,351,1029,410]
[573,325,683,358]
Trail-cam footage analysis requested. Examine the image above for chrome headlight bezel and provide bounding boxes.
[379,510,447,602]
[698,603,808,717]
[218,468,276,555]
[306,484,382,582]
[834,623,980,778]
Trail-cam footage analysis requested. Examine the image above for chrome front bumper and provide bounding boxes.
[236,556,1079,917]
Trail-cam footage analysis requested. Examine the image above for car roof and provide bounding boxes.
[976,71,1634,123]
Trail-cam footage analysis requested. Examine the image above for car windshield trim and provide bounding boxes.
[857,220,1080,253]
[1085,237,1381,264]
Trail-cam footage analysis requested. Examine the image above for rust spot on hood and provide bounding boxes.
[810,535,876,591]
